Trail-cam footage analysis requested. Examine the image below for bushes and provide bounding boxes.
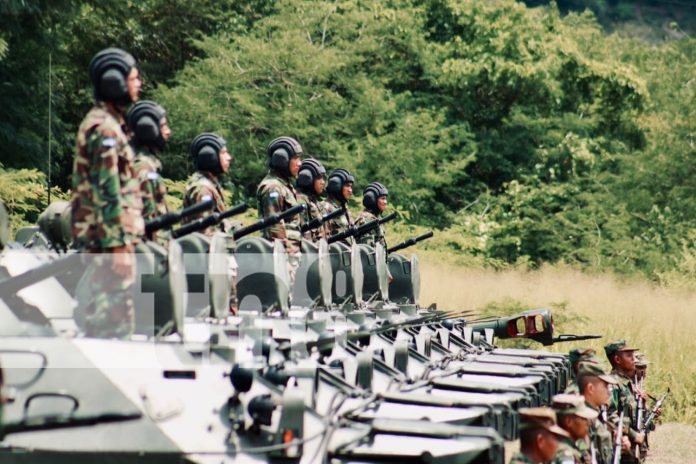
[0,167,67,235]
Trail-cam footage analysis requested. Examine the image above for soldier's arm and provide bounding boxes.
[91,130,132,249]
[261,187,287,240]
[135,161,157,220]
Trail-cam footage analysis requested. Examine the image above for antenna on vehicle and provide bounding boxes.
[47,52,52,207]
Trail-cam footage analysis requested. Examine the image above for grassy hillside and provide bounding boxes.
[419,255,696,425]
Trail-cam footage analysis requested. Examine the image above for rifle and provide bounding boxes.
[171,203,248,239]
[643,389,669,432]
[387,231,434,254]
[144,198,214,235]
[300,207,344,234]
[613,407,624,464]
[634,376,644,459]
[232,204,306,240]
[327,212,397,245]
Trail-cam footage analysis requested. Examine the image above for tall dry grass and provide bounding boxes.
[419,256,696,425]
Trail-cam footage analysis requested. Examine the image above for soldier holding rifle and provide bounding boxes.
[257,136,305,287]
[183,132,238,313]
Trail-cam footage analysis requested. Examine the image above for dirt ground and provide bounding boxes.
[645,423,696,464]
[503,422,696,463]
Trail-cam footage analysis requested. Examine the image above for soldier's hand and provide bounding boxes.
[621,436,631,452]
[634,432,645,445]
[111,245,134,277]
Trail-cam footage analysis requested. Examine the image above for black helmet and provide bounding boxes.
[296,158,326,195]
[266,136,303,177]
[362,182,389,214]
[89,48,137,106]
[191,132,227,175]
[126,100,167,151]
[327,168,355,202]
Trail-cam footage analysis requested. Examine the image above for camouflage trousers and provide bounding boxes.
[286,240,301,291]
[76,255,135,339]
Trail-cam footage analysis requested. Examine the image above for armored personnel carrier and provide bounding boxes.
[0,201,597,463]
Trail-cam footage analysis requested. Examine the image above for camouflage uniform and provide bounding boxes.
[552,437,583,464]
[183,171,226,231]
[589,404,616,464]
[320,197,353,245]
[71,102,144,338]
[609,370,640,464]
[508,453,534,464]
[257,172,303,287]
[298,191,326,242]
[576,438,592,464]
[133,149,169,243]
[183,170,238,311]
[354,209,387,249]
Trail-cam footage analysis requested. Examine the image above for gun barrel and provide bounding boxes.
[551,334,602,343]
[144,198,215,234]
[300,207,344,233]
[233,204,306,240]
[171,202,248,239]
[644,390,669,429]
[387,231,434,254]
[0,253,83,297]
[219,203,249,221]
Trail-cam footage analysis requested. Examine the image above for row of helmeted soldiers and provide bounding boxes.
[510,342,665,464]
[71,47,392,338]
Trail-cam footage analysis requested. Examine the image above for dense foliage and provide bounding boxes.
[1,0,695,283]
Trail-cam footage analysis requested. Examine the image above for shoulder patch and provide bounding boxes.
[147,172,160,181]
[270,192,280,199]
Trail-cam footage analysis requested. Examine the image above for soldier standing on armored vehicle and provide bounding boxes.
[321,168,354,244]
[577,361,620,464]
[182,132,238,313]
[71,47,143,338]
[605,340,645,464]
[509,407,570,464]
[354,182,389,249]
[183,133,231,229]
[296,158,327,242]
[551,394,598,464]
[257,136,304,286]
[127,100,171,243]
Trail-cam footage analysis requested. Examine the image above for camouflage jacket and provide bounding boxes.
[183,171,226,236]
[588,403,615,464]
[552,437,583,464]
[298,192,326,242]
[133,148,168,221]
[508,452,534,464]
[354,209,387,249]
[609,370,639,443]
[71,103,144,250]
[257,172,303,249]
[320,197,353,245]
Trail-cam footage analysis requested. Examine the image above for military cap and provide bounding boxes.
[552,394,599,420]
[577,361,618,385]
[569,347,596,366]
[519,407,571,438]
[635,353,649,367]
[604,340,639,359]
